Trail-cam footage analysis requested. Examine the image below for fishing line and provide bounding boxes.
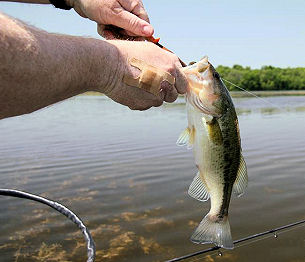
[222,78,283,110]
[0,189,96,262]
[148,37,282,111]
[165,219,305,262]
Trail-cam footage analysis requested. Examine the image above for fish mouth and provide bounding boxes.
[185,57,222,117]
[197,56,210,73]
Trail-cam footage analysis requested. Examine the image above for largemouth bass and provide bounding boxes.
[177,56,248,249]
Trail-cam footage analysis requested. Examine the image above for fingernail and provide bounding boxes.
[142,25,153,36]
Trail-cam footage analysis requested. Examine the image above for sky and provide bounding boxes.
[0,0,304,68]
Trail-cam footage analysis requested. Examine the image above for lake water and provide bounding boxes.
[0,95,304,262]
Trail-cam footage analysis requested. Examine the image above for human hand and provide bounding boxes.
[94,40,188,110]
[69,0,153,39]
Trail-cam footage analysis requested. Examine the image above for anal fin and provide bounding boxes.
[188,172,210,201]
[233,154,248,197]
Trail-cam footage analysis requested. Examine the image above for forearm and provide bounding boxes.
[0,12,116,119]
[0,0,50,4]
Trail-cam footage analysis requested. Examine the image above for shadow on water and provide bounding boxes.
[0,95,304,262]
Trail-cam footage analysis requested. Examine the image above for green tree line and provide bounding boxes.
[216,65,305,91]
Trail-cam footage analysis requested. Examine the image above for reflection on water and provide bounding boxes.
[0,95,304,262]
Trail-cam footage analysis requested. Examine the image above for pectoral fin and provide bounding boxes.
[206,117,223,146]
[188,172,210,201]
[233,154,248,197]
[176,127,195,149]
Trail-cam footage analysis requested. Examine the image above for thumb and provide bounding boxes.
[114,10,154,37]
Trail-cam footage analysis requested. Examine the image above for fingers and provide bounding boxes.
[104,40,188,111]
[160,58,188,98]
[174,64,188,94]
[119,0,150,23]
[113,10,154,37]
[96,0,154,39]
[160,80,178,103]
[98,24,146,41]
[73,3,88,18]
[97,25,116,39]
[117,85,163,110]
[159,65,187,103]
[98,24,126,39]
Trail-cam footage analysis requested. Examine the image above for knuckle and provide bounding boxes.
[139,106,152,111]
[112,7,122,16]
[128,18,140,31]
[153,100,163,107]
[128,104,137,110]
[162,84,178,102]
[168,52,179,61]
[127,17,136,26]
[165,64,176,76]
[97,26,103,36]
[176,77,188,94]
[165,93,178,103]
[162,55,180,75]
[160,80,173,90]
[100,1,120,22]
[117,12,137,30]
[128,101,152,111]
[138,103,152,110]
[103,9,115,23]
[130,1,140,11]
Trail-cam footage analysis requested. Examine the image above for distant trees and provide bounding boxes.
[216,65,305,91]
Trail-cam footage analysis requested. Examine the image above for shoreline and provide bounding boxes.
[229,90,305,97]
[83,90,305,98]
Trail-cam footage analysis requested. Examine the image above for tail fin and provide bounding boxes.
[191,214,234,249]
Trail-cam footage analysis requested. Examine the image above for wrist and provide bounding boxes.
[85,39,125,94]
[41,35,102,96]
[57,36,95,95]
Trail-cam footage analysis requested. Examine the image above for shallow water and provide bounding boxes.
[0,95,304,262]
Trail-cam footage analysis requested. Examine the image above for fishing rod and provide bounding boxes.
[146,36,187,67]
[165,218,305,262]
[0,189,96,262]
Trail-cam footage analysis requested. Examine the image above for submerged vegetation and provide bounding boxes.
[216,65,305,91]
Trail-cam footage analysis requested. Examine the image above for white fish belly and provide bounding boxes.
[187,103,226,216]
